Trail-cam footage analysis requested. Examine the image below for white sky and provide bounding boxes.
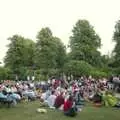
[0,0,120,64]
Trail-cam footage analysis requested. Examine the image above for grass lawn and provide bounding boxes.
[0,101,119,120]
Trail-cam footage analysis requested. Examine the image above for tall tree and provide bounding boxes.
[35,27,66,78]
[69,20,101,66]
[4,35,35,79]
[35,28,57,69]
[53,37,66,69]
[112,20,120,66]
[110,20,120,74]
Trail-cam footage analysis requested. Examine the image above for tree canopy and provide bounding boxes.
[69,20,101,67]
[4,35,35,80]
[2,19,118,81]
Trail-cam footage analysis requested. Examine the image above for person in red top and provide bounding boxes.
[64,96,73,111]
[54,92,64,109]
[63,95,77,117]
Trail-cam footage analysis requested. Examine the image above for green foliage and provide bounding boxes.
[0,67,13,80]
[90,68,108,78]
[64,60,92,76]
[3,21,114,80]
[35,28,66,69]
[3,28,66,80]
[34,70,48,81]
[111,67,120,75]
[69,19,101,67]
[52,37,66,69]
[4,35,35,80]
[111,20,120,72]
[35,27,66,79]
[64,60,109,78]
[35,28,57,68]
[34,68,60,81]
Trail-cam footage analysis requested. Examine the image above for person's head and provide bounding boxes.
[68,95,73,101]
[6,85,9,88]
[2,90,7,95]
[65,86,68,90]
[8,92,12,95]
[51,90,55,95]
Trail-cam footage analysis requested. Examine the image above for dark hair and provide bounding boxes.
[69,95,73,101]
[2,90,7,95]
[51,91,55,95]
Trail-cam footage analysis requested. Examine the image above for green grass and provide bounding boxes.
[0,101,120,120]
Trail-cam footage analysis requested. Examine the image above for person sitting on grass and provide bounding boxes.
[46,91,56,109]
[92,92,103,107]
[93,91,102,103]
[54,92,64,110]
[0,90,7,99]
[0,90,13,107]
[63,95,77,117]
[74,90,85,106]
[9,92,21,103]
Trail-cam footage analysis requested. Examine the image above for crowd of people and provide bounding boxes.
[0,76,120,117]
[39,76,120,116]
[0,81,37,106]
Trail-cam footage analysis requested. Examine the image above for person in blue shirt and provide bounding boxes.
[0,91,7,99]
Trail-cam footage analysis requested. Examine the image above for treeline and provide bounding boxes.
[0,19,120,81]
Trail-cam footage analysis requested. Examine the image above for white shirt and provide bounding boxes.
[41,92,47,101]
[11,87,17,93]
[5,87,11,93]
[30,83,34,88]
[47,94,56,107]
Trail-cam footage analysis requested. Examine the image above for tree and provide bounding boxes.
[35,27,66,79]
[109,20,120,74]
[52,37,66,69]
[0,67,13,80]
[69,20,101,66]
[4,35,35,80]
[35,28,57,69]
[112,20,120,67]
[64,60,92,77]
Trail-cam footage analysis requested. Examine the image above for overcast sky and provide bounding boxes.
[0,0,120,64]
